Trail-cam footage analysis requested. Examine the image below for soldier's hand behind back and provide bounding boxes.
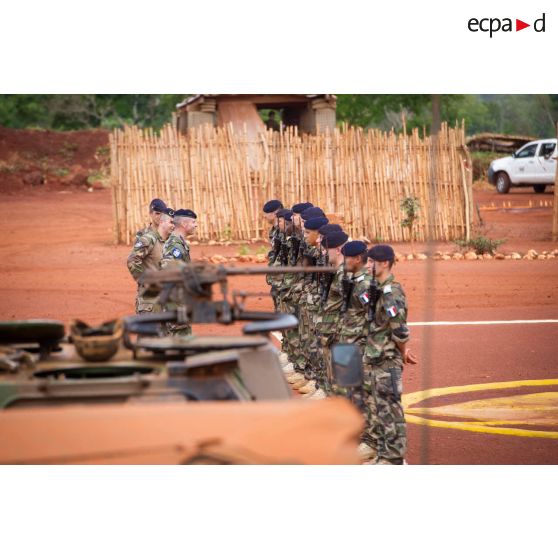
[404,349,418,365]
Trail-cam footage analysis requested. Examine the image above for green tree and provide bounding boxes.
[0,94,188,130]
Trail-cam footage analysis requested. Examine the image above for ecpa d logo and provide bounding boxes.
[468,13,546,37]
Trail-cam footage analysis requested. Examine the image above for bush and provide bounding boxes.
[255,245,268,255]
[238,245,250,256]
[455,235,505,255]
[86,170,107,185]
[401,196,420,248]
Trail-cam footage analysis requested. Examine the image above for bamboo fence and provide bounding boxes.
[110,122,473,244]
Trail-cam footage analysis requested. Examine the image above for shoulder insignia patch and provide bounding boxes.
[359,292,370,304]
[387,305,398,318]
[383,284,393,294]
[355,275,365,283]
[172,248,182,258]
[134,241,143,248]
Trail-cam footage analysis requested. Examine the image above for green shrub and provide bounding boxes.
[53,167,70,177]
[401,196,420,248]
[238,245,250,256]
[455,235,505,255]
[86,170,107,185]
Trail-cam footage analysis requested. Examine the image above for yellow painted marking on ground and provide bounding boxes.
[404,415,558,439]
[406,392,558,425]
[456,420,558,427]
[403,379,558,439]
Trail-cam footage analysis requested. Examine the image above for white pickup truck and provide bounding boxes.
[488,138,557,194]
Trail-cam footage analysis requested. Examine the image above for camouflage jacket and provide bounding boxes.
[299,244,322,310]
[161,233,191,268]
[135,224,155,241]
[267,225,280,266]
[363,274,410,364]
[127,229,165,283]
[316,266,346,343]
[277,234,299,297]
[338,267,371,345]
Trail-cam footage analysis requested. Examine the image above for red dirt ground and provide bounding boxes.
[1,128,557,464]
[1,187,557,464]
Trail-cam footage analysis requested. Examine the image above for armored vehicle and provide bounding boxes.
[0,263,362,464]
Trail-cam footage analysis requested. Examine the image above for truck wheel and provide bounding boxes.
[496,172,511,194]
[533,185,546,194]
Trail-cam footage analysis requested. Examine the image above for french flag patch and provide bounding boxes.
[387,305,398,318]
[359,292,370,304]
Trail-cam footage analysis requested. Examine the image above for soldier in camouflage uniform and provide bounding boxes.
[272,209,299,366]
[127,209,174,314]
[362,244,417,465]
[262,199,284,311]
[281,203,313,379]
[283,206,327,389]
[294,216,329,395]
[161,209,198,336]
[161,208,197,267]
[337,241,371,347]
[135,198,168,240]
[334,240,375,460]
[313,229,349,398]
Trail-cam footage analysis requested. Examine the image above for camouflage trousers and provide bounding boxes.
[164,300,192,336]
[297,305,323,380]
[317,342,335,396]
[357,359,406,462]
[278,295,303,371]
[268,283,280,312]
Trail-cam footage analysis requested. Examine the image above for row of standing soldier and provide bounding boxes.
[262,199,418,465]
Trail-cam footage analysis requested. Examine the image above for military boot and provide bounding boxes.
[308,388,327,400]
[278,352,290,367]
[357,443,377,462]
[286,372,305,384]
[298,380,316,394]
[292,378,309,390]
[282,362,295,374]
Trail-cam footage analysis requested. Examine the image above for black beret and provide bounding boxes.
[301,207,326,220]
[318,223,343,235]
[276,209,293,221]
[367,244,395,262]
[292,202,313,214]
[263,199,283,213]
[174,208,197,219]
[165,207,175,217]
[341,240,368,257]
[304,217,329,231]
[149,198,167,212]
[321,231,349,249]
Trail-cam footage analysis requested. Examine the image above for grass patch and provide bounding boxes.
[86,170,108,185]
[53,167,70,177]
